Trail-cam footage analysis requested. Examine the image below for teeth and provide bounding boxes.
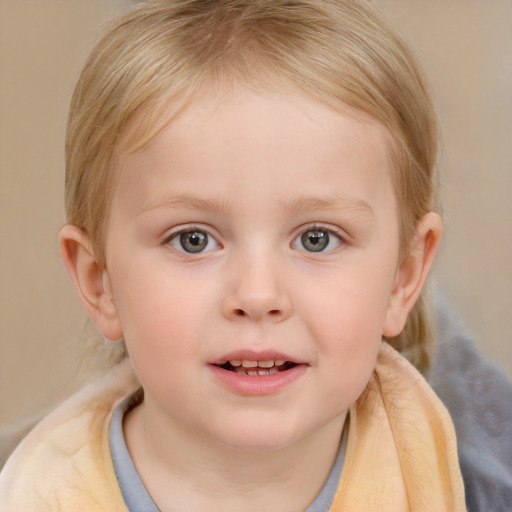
[235,359,288,368]
[227,359,291,374]
[256,368,280,375]
[233,366,282,376]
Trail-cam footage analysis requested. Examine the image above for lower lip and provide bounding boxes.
[208,364,307,396]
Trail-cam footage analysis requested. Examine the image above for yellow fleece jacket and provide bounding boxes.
[0,344,466,511]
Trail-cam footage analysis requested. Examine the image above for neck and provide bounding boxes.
[124,399,346,512]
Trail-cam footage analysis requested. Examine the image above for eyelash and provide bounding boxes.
[163,223,346,255]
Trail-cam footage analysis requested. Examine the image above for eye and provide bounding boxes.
[169,229,219,254]
[293,228,343,253]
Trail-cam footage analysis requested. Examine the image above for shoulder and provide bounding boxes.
[0,360,139,512]
[340,342,466,511]
[371,342,457,445]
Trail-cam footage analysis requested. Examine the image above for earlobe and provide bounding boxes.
[382,212,443,337]
[58,225,123,341]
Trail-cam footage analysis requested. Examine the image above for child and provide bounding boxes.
[0,0,466,510]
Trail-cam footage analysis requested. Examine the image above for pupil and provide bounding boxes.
[301,230,329,252]
[180,231,207,253]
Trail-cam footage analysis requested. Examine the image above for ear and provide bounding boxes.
[58,225,123,341]
[383,212,442,337]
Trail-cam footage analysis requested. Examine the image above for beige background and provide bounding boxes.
[1,0,511,432]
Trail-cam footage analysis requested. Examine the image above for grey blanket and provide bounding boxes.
[429,300,512,512]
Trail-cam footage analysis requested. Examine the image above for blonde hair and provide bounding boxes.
[65,0,439,371]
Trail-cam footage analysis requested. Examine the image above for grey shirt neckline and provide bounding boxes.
[109,393,347,512]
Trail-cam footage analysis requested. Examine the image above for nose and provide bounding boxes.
[221,253,293,323]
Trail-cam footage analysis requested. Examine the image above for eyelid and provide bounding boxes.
[295,222,347,241]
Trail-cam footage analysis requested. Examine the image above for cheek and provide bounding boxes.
[300,267,394,393]
[111,267,213,375]
[317,296,382,377]
[305,271,393,347]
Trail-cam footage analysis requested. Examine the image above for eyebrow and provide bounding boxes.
[138,194,375,219]
[138,195,231,216]
[281,196,375,219]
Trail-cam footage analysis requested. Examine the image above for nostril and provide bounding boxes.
[228,307,287,320]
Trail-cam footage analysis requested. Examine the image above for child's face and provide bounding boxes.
[104,90,403,451]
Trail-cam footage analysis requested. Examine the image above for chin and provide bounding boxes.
[214,419,304,453]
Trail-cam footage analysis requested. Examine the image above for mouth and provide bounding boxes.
[215,359,298,376]
[209,353,307,394]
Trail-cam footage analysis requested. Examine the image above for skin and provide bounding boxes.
[60,89,442,511]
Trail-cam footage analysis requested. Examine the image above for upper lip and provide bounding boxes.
[209,349,303,366]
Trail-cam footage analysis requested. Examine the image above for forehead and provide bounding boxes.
[118,83,394,158]
[112,89,396,219]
